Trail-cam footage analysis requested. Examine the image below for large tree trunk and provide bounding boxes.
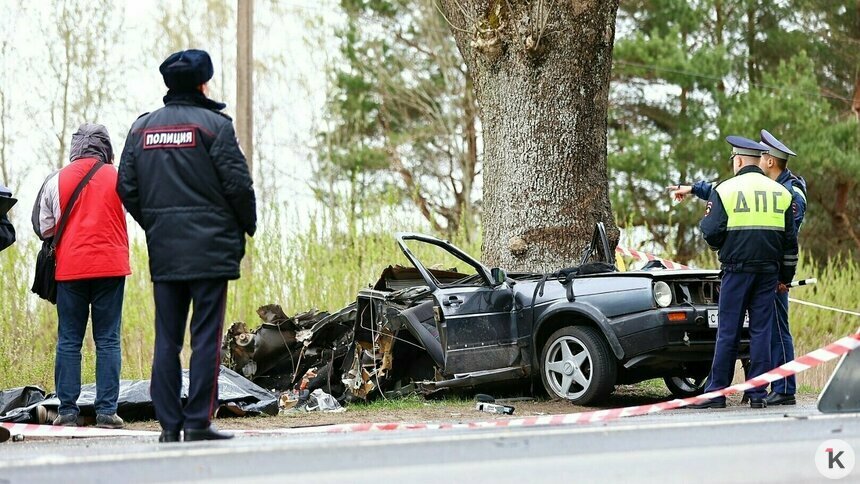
[438,0,620,272]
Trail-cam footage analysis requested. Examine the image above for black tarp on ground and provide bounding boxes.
[0,366,277,423]
[0,386,46,417]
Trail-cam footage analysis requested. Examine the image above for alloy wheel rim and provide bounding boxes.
[545,335,593,399]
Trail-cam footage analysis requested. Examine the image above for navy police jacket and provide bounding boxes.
[699,165,798,283]
[117,91,257,282]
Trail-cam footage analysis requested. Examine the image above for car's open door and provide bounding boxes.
[579,222,614,266]
[396,233,521,375]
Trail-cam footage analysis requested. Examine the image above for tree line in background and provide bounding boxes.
[611,0,859,262]
[320,0,859,263]
[315,0,480,240]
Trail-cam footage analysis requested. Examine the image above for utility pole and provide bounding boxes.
[236,0,253,175]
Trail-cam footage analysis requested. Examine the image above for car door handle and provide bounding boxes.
[442,296,464,306]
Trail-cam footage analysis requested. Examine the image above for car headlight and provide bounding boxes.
[653,281,672,307]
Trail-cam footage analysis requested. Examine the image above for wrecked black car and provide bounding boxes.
[226,224,745,405]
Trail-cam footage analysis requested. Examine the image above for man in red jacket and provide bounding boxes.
[33,123,131,429]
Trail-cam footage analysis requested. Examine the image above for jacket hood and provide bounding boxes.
[70,123,113,165]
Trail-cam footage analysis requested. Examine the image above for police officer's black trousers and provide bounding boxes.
[151,279,227,432]
[704,271,776,401]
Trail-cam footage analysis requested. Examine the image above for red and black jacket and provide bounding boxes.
[33,158,131,281]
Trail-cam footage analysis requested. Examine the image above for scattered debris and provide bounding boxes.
[306,389,344,413]
[475,402,515,415]
[279,389,343,414]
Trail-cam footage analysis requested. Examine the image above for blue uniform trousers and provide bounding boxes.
[151,279,228,432]
[704,271,776,401]
[770,291,796,394]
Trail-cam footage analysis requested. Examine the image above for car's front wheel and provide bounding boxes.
[663,376,707,398]
[540,326,616,405]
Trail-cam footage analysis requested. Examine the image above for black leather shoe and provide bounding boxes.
[183,426,234,442]
[749,398,768,408]
[686,399,727,409]
[159,430,181,443]
[765,392,796,406]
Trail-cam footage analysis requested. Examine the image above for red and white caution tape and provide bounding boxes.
[276,332,860,435]
[615,246,690,270]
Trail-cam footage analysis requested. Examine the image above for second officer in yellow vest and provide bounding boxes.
[689,136,798,409]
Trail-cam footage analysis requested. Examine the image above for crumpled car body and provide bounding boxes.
[226,224,739,405]
[339,223,738,405]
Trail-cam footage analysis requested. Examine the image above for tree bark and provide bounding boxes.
[438,0,620,272]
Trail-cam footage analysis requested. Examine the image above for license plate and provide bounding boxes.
[707,310,750,328]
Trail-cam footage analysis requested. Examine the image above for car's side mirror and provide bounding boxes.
[490,267,506,286]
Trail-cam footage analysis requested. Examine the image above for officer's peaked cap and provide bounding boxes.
[0,184,10,198]
[726,135,768,157]
[759,129,796,160]
[159,49,214,90]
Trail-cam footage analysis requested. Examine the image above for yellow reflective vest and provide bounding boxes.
[699,165,798,283]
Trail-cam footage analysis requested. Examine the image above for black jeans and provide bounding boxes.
[55,277,125,416]
[151,279,227,431]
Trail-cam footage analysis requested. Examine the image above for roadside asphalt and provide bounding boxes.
[0,403,857,483]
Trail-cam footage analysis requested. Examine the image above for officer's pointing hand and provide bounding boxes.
[667,185,692,202]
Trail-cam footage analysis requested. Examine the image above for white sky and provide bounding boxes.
[2,0,345,238]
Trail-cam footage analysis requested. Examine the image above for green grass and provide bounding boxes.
[348,394,471,412]
[0,209,855,393]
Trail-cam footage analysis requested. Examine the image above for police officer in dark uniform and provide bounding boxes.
[670,130,807,406]
[758,130,805,406]
[0,183,15,252]
[117,50,256,442]
[689,136,798,409]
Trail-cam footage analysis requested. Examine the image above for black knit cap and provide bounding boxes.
[159,49,214,90]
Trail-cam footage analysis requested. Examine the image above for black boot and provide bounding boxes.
[765,392,796,406]
[184,425,234,442]
[749,397,768,408]
[159,430,181,443]
[686,399,727,409]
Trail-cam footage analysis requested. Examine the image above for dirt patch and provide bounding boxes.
[124,383,822,432]
[126,384,676,431]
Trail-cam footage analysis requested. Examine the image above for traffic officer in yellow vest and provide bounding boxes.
[689,136,798,409]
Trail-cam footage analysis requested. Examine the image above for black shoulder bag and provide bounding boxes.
[32,162,105,304]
